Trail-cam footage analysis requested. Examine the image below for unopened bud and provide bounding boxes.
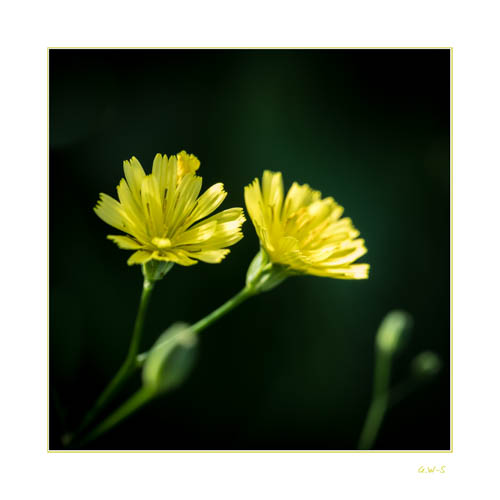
[412,351,441,379]
[142,322,198,394]
[376,310,413,354]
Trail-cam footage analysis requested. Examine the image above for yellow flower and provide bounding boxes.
[244,171,369,279]
[94,151,245,266]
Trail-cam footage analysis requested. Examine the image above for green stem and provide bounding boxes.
[358,350,392,450]
[358,395,389,450]
[135,286,256,366]
[191,286,255,334]
[70,277,155,444]
[80,286,256,445]
[373,350,391,400]
[79,387,155,447]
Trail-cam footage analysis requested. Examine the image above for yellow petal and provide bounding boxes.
[127,250,154,265]
[94,193,129,232]
[262,171,284,208]
[141,175,164,236]
[174,220,218,246]
[116,179,149,241]
[123,157,146,203]
[107,235,143,249]
[282,182,321,219]
[201,207,246,224]
[185,182,227,225]
[323,243,367,267]
[177,209,245,251]
[167,174,203,236]
[244,179,266,229]
[185,227,244,252]
[176,151,200,181]
[316,264,370,279]
[152,153,169,200]
[156,249,198,266]
[187,249,230,263]
[164,155,178,218]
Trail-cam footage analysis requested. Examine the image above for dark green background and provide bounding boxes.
[49,49,450,450]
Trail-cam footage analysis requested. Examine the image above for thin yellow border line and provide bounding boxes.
[47,47,453,454]
[450,47,453,453]
[47,47,50,454]
[49,449,451,454]
[47,46,453,50]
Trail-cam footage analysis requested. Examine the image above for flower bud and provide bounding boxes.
[376,310,413,355]
[411,351,442,379]
[142,322,198,394]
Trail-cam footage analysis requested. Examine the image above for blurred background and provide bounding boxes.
[49,49,450,450]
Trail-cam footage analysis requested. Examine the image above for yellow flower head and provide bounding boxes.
[94,152,245,266]
[244,171,369,280]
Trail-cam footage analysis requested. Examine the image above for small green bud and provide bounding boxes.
[246,248,288,293]
[142,322,198,394]
[376,310,413,355]
[142,260,174,283]
[412,351,442,379]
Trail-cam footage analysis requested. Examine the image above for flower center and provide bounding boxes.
[152,237,172,249]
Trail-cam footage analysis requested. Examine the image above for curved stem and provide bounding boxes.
[135,286,255,367]
[358,350,392,450]
[191,286,255,334]
[127,279,155,361]
[69,278,155,444]
[78,286,256,445]
[79,387,155,447]
[358,395,389,450]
